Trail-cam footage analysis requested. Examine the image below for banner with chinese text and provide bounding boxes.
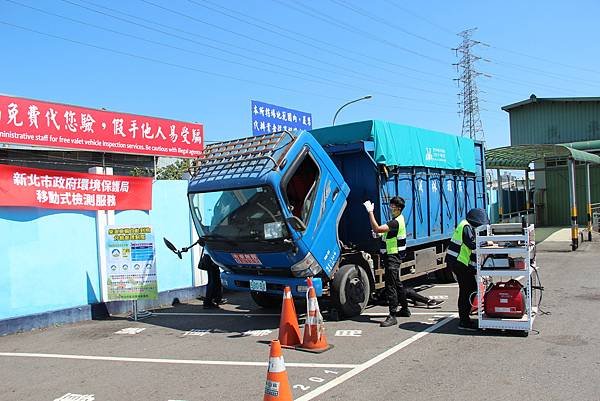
[0,164,152,210]
[0,94,203,157]
[251,100,312,136]
[105,225,158,301]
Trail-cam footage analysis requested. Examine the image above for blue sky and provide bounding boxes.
[2,0,600,150]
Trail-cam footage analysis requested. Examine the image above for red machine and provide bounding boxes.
[484,279,526,318]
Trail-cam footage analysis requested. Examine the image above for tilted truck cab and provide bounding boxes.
[187,120,486,318]
[187,130,351,309]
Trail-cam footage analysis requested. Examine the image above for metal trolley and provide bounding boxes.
[475,223,537,336]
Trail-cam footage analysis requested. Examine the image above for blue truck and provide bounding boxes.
[185,120,486,317]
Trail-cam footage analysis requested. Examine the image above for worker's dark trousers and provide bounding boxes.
[384,254,408,314]
[405,287,430,304]
[448,259,477,323]
[205,264,223,304]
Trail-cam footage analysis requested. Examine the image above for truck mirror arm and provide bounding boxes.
[163,237,205,260]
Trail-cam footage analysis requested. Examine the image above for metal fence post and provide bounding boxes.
[585,163,592,241]
[568,158,578,251]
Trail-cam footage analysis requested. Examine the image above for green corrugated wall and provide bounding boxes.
[510,101,600,145]
[545,164,600,226]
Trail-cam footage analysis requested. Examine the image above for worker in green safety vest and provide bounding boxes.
[446,208,489,331]
[364,196,411,327]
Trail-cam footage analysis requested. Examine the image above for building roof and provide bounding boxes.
[502,95,600,112]
[485,144,600,169]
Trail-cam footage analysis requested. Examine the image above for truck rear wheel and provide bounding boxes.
[331,264,370,318]
[250,291,282,309]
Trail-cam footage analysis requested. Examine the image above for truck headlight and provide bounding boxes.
[290,252,322,277]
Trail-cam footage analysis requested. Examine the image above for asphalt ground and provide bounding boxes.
[1,238,599,401]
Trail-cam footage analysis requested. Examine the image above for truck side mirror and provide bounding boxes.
[163,237,182,259]
[286,216,307,232]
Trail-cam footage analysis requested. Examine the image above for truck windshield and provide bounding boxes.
[188,186,290,242]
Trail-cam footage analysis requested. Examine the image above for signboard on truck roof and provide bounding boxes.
[251,100,311,136]
[0,94,203,158]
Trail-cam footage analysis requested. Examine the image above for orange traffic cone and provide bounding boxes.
[263,340,293,401]
[278,286,302,348]
[296,278,333,353]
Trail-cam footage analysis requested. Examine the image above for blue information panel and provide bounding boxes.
[251,100,311,136]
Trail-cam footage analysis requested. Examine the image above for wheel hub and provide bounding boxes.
[346,277,365,304]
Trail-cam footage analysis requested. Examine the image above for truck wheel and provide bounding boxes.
[331,264,370,318]
[250,291,282,309]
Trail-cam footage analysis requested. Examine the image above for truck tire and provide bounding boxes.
[331,264,370,318]
[250,291,282,309]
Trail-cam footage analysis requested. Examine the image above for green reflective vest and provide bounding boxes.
[382,215,407,255]
[446,219,476,267]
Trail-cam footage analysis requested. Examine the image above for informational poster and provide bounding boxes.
[105,225,157,301]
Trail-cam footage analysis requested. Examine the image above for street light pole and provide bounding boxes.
[332,95,372,126]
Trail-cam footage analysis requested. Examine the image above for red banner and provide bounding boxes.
[0,164,152,210]
[0,94,203,158]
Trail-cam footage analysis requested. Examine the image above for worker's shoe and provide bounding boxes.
[203,302,220,310]
[380,315,398,327]
[458,319,478,331]
[426,299,445,309]
[396,308,411,317]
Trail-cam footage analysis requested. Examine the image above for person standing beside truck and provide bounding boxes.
[445,208,489,331]
[364,196,411,327]
[200,253,224,309]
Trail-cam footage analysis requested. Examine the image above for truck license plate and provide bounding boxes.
[250,280,267,292]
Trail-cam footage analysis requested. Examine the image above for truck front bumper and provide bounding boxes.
[220,271,323,297]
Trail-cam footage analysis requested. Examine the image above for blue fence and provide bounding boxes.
[0,180,198,331]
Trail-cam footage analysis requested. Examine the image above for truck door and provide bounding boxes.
[282,140,348,277]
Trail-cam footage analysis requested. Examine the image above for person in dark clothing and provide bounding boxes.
[364,196,411,327]
[446,208,489,331]
[200,253,224,309]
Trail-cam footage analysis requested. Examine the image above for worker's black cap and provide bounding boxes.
[466,208,489,227]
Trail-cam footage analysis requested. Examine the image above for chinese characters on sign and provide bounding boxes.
[105,225,157,301]
[251,100,311,136]
[0,164,152,210]
[0,95,203,157]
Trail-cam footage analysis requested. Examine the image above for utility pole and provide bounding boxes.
[453,28,489,141]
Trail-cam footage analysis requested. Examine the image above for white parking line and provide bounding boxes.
[0,352,358,369]
[295,314,457,401]
[362,312,455,317]
[150,312,281,317]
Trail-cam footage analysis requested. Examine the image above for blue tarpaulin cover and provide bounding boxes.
[310,120,476,173]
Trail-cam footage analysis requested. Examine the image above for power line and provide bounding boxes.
[44,0,455,103]
[184,0,455,97]
[491,45,600,77]
[270,0,450,65]
[0,19,461,113]
[328,0,451,49]
[194,0,453,88]
[384,0,456,35]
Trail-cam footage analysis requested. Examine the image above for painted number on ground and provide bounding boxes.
[242,329,273,337]
[182,329,211,337]
[53,394,95,401]
[293,370,340,392]
[115,328,145,335]
[335,329,362,337]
